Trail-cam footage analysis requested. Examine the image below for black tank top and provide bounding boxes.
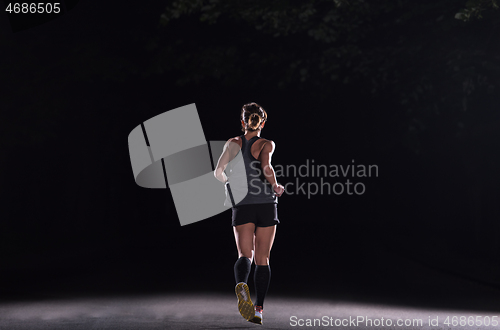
[225,135,278,207]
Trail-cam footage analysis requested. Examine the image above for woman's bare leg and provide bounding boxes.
[253,225,276,309]
[233,222,256,261]
[233,222,256,285]
[254,225,276,265]
[233,222,257,320]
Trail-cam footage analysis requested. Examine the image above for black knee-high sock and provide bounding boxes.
[234,257,251,284]
[254,264,271,307]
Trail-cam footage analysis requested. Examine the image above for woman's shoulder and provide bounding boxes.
[259,137,273,143]
[227,136,274,147]
[227,136,242,145]
[225,136,243,150]
[254,137,275,155]
[257,137,274,147]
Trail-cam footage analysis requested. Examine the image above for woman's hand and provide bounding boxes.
[273,183,285,197]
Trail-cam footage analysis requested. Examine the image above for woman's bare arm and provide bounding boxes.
[259,140,284,196]
[214,138,237,183]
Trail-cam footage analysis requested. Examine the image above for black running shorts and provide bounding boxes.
[231,203,279,227]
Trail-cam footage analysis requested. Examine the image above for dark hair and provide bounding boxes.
[240,102,268,132]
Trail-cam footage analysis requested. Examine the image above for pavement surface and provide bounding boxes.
[1,291,500,330]
[2,239,500,329]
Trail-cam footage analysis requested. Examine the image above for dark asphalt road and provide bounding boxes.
[2,251,500,330]
[1,292,500,330]
[2,236,500,329]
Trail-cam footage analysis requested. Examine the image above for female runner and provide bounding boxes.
[214,102,285,325]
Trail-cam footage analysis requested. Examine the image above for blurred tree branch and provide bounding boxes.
[456,0,499,21]
[155,0,500,153]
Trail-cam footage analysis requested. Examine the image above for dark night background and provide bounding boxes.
[2,0,500,316]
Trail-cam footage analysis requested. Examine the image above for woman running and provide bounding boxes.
[214,102,285,325]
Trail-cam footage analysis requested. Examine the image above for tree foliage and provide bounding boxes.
[156,0,500,153]
[455,0,499,21]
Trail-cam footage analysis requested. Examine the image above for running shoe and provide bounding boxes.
[248,305,263,325]
[235,282,254,320]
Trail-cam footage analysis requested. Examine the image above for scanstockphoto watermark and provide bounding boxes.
[249,159,379,198]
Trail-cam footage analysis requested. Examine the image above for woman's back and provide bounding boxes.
[225,134,277,206]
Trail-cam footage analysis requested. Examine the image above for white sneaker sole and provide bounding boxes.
[248,313,262,325]
[235,282,254,320]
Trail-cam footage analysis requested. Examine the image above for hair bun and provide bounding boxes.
[249,113,261,130]
[240,102,267,132]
